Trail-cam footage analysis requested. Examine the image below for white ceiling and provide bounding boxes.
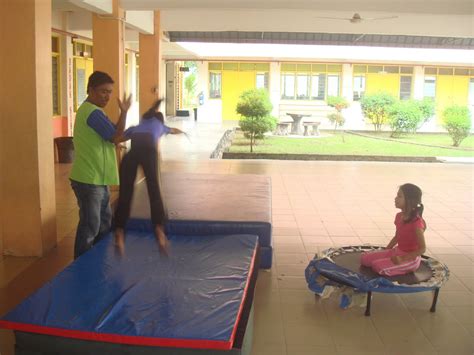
[119,0,473,15]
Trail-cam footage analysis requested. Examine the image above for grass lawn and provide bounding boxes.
[228,131,474,157]
[359,132,474,149]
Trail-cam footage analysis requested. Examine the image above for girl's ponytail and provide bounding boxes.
[416,203,424,217]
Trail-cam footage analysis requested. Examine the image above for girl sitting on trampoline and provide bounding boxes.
[114,99,185,255]
[361,183,426,276]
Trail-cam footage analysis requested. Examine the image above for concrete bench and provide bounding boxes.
[275,122,292,136]
[302,122,321,136]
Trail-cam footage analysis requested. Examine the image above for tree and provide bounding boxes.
[360,92,397,132]
[326,96,349,141]
[387,100,424,138]
[442,105,472,147]
[236,89,277,152]
[416,98,435,130]
[182,61,198,107]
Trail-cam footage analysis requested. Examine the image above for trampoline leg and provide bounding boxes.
[430,288,440,313]
[365,292,372,316]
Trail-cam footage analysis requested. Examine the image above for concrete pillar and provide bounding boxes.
[342,63,353,102]
[413,66,425,100]
[0,0,57,256]
[92,0,125,122]
[60,12,75,135]
[139,11,161,116]
[269,62,281,118]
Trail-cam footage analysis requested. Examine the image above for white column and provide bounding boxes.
[128,52,139,126]
[269,62,281,118]
[413,66,424,100]
[60,12,75,135]
[342,63,353,102]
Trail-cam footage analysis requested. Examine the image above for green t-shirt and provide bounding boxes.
[70,101,119,185]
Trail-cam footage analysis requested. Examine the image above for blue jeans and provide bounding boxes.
[71,180,112,259]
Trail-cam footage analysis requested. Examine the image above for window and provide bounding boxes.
[296,74,310,99]
[209,72,222,98]
[469,78,474,106]
[424,76,436,99]
[399,76,412,100]
[327,75,340,97]
[281,73,295,99]
[51,36,60,116]
[256,72,269,89]
[281,63,341,100]
[353,75,365,101]
[311,74,325,100]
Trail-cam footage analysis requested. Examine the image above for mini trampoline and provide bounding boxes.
[0,231,259,354]
[305,245,449,316]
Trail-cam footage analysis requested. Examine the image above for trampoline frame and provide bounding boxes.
[308,245,449,316]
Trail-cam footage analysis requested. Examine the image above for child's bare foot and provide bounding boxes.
[154,225,169,256]
[115,228,125,256]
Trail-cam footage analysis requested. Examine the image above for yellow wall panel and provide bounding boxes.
[222,70,256,120]
[436,75,469,121]
[366,73,399,98]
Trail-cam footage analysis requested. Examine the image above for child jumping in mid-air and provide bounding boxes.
[361,183,426,276]
[114,99,185,255]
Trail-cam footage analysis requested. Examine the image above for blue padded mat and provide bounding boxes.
[0,232,259,350]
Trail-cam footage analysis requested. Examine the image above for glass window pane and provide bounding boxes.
[400,66,414,74]
[209,72,222,98]
[454,68,469,76]
[312,64,326,72]
[256,73,269,89]
[399,76,412,100]
[327,64,342,72]
[438,68,453,75]
[223,62,238,70]
[209,63,222,70]
[297,64,311,72]
[327,75,340,97]
[424,67,437,75]
[384,66,399,74]
[282,74,295,99]
[368,65,383,73]
[239,63,255,71]
[354,65,367,74]
[353,75,365,100]
[255,63,270,71]
[296,74,310,99]
[469,78,474,106]
[311,74,326,100]
[52,56,59,115]
[281,63,296,71]
[424,76,436,98]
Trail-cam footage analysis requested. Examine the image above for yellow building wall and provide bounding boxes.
[222,70,256,120]
[436,75,470,121]
[366,73,400,98]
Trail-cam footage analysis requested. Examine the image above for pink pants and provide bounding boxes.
[360,247,421,276]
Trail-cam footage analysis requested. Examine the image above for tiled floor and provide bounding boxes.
[1,120,473,354]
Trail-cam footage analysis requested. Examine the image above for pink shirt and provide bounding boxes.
[394,212,425,252]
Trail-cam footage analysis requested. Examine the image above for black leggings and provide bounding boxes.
[114,133,165,229]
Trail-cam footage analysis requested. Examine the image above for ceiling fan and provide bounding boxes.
[315,13,398,23]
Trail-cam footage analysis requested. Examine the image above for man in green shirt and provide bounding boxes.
[70,71,131,258]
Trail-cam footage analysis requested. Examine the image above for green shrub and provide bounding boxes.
[236,89,277,152]
[360,92,397,132]
[327,96,349,112]
[327,112,345,130]
[417,98,435,127]
[327,96,349,136]
[442,105,472,147]
[388,100,424,137]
